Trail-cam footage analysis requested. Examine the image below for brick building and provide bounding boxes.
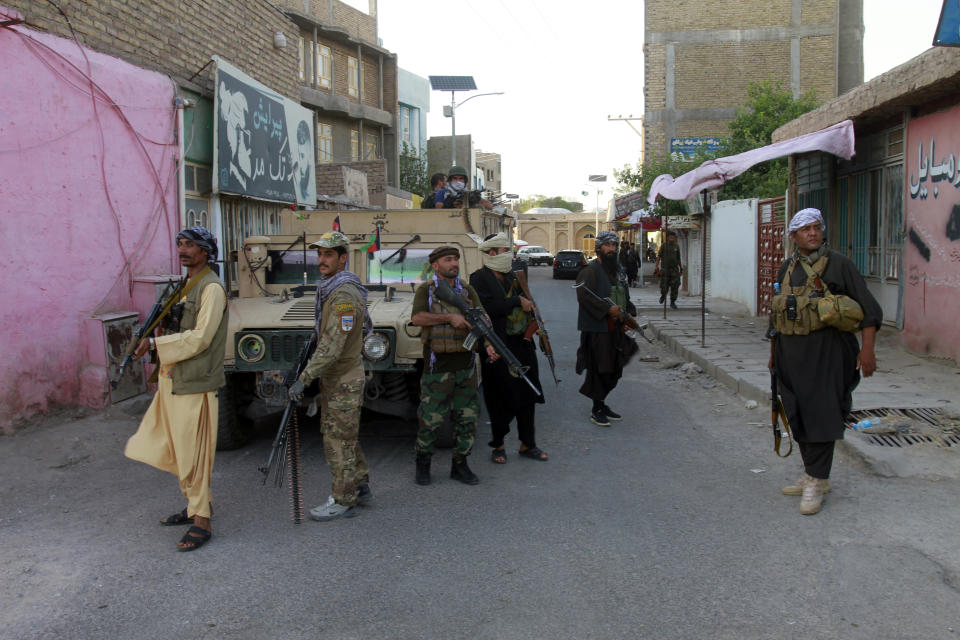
[643,0,863,161]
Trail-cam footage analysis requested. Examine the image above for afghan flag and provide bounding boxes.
[332,215,341,232]
[361,227,381,253]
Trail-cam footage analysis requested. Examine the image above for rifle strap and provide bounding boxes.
[143,265,213,384]
[774,402,793,458]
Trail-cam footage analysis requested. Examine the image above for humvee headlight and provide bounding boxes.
[363,332,390,361]
[237,334,267,363]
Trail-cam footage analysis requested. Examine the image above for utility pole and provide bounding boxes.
[607,115,644,165]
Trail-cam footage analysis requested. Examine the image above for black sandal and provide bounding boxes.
[177,526,211,552]
[160,508,193,527]
[518,447,548,461]
[491,448,507,464]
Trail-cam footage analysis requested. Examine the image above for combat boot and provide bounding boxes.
[782,473,831,496]
[450,456,479,485]
[415,453,432,486]
[800,479,826,515]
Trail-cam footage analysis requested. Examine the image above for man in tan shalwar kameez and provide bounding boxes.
[125,226,228,552]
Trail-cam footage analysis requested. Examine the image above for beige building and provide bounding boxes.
[517,212,607,256]
[643,0,863,161]
[476,150,502,194]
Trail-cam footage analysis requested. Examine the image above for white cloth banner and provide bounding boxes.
[647,120,855,204]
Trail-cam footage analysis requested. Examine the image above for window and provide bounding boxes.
[364,131,379,160]
[351,129,360,162]
[316,44,331,89]
[347,56,359,97]
[401,106,412,146]
[298,38,305,82]
[317,122,333,164]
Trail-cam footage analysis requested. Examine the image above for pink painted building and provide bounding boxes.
[0,15,180,431]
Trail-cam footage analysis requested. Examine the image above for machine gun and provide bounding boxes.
[511,260,560,386]
[443,189,485,209]
[434,280,541,396]
[572,281,654,344]
[110,279,180,389]
[259,333,316,523]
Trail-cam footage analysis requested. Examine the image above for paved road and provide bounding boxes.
[2,268,958,639]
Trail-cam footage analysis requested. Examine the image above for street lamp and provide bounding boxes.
[588,174,607,249]
[429,76,503,167]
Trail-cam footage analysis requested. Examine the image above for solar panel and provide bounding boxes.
[429,76,477,91]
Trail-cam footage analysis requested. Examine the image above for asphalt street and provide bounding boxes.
[1,267,958,640]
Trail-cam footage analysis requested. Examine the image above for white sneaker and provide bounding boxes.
[309,496,358,521]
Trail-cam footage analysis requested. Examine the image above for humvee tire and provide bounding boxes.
[216,373,251,450]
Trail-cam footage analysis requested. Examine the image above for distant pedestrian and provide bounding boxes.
[575,231,638,427]
[769,208,881,515]
[619,240,639,287]
[655,230,682,309]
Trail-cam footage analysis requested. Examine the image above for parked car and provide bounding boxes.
[553,249,588,279]
[516,245,554,266]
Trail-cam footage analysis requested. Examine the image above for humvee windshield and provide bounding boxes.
[263,250,323,284]
[366,249,433,285]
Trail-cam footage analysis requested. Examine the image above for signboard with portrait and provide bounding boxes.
[212,56,316,205]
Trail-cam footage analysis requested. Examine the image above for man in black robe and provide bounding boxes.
[575,231,638,427]
[470,233,547,463]
[769,208,881,515]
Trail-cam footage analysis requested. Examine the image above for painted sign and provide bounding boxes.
[665,216,700,229]
[613,191,647,219]
[903,102,960,363]
[670,136,725,162]
[213,56,316,205]
[933,0,960,47]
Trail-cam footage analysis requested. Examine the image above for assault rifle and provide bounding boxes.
[769,363,793,458]
[443,189,485,209]
[434,280,541,396]
[259,333,316,523]
[572,281,654,344]
[110,279,179,389]
[511,260,560,386]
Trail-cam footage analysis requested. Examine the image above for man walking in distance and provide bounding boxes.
[125,226,227,552]
[411,246,498,485]
[469,233,547,464]
[654,230,682,309]
[287,231,373,521]
[575,231,638,427]
[769,208,881,515]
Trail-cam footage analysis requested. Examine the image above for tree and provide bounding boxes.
[399,142,430,197]
[614,152,708,218]
[516,195,583,213]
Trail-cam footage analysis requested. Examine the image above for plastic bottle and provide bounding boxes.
[852,416,885,430]
[773,282,781,295]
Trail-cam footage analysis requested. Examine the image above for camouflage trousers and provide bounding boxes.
[320,374,369,506]
[416,367,479,457]
[659,269,681,301]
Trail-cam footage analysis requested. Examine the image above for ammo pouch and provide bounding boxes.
[770,257,863,335]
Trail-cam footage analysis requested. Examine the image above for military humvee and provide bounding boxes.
[217,206,515,449]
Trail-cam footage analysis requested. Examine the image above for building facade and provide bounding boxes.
[398,68,429,159]
[643,0,863,162]
[476,150,502,196]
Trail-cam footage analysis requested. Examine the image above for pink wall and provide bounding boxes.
[903,103,960,364]
[0,22,179,431]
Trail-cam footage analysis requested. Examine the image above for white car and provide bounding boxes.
[516,245,554,266]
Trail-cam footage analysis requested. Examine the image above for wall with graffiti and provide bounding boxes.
[904,104,960,363]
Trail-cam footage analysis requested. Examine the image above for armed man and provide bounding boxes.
[287,231,373,521]
[411,245,499,485]
[125,226,227,552]
[654,230,682,309]
[469,233,547,464]
[442,165,493,211]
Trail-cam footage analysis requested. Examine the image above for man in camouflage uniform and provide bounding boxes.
[654,230,683,309]
[288,231,372,521]
[411,245,498,486]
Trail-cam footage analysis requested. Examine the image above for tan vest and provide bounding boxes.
[770,255,863,336]
[421,280,472,353]
[172,270,228,394]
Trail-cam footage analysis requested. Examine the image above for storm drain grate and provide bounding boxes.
[845,408,959,448]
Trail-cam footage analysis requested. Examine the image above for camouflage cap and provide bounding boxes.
[309,231,350,250]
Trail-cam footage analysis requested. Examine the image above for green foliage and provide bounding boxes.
[517,195,583,213]
[614,153,709,217]
[399,142,430,197]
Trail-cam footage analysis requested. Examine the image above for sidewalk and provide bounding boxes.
[629,281,960,479]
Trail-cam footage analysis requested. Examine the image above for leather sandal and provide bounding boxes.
[518,447,548,461]
[177,526,211,552]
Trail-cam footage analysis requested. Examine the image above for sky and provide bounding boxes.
[366,0,947,204]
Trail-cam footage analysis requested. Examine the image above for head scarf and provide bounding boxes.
[595,231,618,250]
[478,233,511,252]
[177,226,218,262]
[788,208,825,233]
[315,270,373,339]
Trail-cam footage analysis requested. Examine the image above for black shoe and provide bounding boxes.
[415,453,432,486]
[602,405,622,421]
[356,483,373,505]
[659,294,666,304]
[670,301,678,309]
[590,410,611,427]
[450,457,479,485]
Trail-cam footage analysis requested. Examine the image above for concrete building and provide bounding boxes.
[643,0,863,162]
[428,134,477,186]
[398,69,430,159]
[476,150,502,195]
[517,212,608,256]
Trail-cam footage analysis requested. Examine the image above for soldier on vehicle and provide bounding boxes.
[410,245,498,486]
[421,172,447,209]
[287,231,373,521]
[654,230,682,309]
[442,165,493,211]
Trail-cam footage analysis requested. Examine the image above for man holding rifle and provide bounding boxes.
[125,226,227,552]
[575,231,638,427]
[287,231,373,521]
[469,233,547,464]
[411,245,499,486]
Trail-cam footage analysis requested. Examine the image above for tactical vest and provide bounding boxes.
[172,269,228,394]
[770,255,863,335]
[501,277,530,336]
[421,280,472,353]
